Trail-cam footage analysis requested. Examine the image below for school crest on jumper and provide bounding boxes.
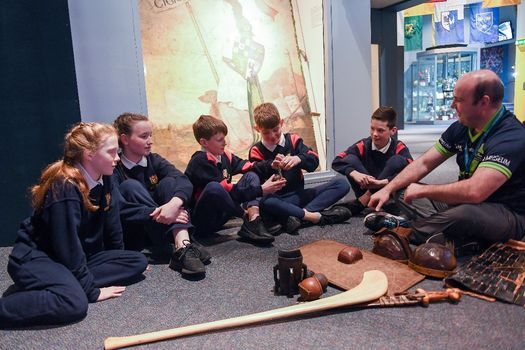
[149,175,158,186]
[222,169,229,180]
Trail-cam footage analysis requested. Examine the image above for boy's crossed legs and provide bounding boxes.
[260,177,351,234]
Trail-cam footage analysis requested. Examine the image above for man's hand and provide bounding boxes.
[280,155,301,171]
[261,175,287,195]
[368,187,392,212]
[97,286,126,302]
[403,183,426,204]
[150,197,184,225]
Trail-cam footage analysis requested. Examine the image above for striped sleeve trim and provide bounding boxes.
[434,142,454,157]
[478,162,512,179]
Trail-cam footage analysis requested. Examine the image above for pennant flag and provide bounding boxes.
[404,3,435,17]
[404,16,423,51]
[470,3,499,44]
[434,9,465,45]
[483,0,521,8]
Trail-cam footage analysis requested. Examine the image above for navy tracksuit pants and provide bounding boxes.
[191,172,260,236]
[260,177,350,219]
[0,243,147,328]
[118,178,192,251]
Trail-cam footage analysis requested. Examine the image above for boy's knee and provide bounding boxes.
[202,182,228,198]
[332,177,350,192]
[240,171,260,186]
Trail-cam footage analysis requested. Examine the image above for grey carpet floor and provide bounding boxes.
[1,216,524,350]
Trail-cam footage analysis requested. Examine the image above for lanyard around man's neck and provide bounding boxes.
[461,106,505,179]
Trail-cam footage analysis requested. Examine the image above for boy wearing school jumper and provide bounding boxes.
[332,106,413,215]
[249,103,351,234]
[113,113,211,276]
[185,115,286,244]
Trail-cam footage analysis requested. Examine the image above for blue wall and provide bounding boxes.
[0,0,81,246]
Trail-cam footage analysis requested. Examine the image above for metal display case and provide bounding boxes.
[405,47,478,125]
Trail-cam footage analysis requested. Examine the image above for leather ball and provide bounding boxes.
[314,273,328,292]
[338,246,363,264]
[299,277,323,301]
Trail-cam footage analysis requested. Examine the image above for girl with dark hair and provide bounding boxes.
[113,113,210,276]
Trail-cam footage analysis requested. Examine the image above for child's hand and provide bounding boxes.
[350,171,376,189]
[271,154,285,169]
[150,197,184,225]
[97,286,126,302]
[281,155,301,170]
[261,175,287,195]
[174,209,190,224]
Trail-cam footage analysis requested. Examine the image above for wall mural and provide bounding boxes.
[139,0,318,170]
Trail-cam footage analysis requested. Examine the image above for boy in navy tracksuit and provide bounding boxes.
[332,106,413,215]
[249,103,351,234]
[0,123,147,328]
[185,115,286,244]
[113,113,210,276]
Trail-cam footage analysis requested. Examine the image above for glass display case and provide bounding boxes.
[404,48,478,125]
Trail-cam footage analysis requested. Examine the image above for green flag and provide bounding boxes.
[404,16,422,51]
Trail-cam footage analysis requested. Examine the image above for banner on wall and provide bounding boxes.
[404,16,423,51]
[404,3,435,17]
[434,9,465,45]
[138,0,319,170]
[483,0,522,8]
[470,3,500,43]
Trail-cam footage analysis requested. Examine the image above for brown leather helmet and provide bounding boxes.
[408,243,457,278]
[372,230,412,263]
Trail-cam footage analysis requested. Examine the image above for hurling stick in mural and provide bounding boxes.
[104,270,388,350]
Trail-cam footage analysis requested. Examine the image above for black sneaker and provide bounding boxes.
[343,199,366,215]
[262,215,283,236]
[364,211,411,237]
[169,242,206,275]
[318,206,352,226]
[238,217,275,244]
[191,241,212,264]
[284,216,302,235]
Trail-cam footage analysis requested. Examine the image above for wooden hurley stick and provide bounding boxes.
[104,270,388,350]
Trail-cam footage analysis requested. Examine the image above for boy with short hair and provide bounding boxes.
[332,106,413,215]
[185,115,286,244]
[249,103,351,234]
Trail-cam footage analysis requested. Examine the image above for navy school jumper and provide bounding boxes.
[185,150,262,236]
[113,153,194,251]
[0,176,147,328]
[332,137,413,197]
[250,133,350,219]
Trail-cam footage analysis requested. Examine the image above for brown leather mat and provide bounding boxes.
[301,239,424,295]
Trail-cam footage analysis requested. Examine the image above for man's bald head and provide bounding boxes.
[459,69,504,107]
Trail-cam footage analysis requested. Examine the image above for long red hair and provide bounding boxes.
[31,122,117,212]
